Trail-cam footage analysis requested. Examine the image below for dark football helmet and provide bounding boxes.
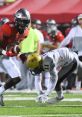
[14,8,31,34]
[32,19,42,29]
[32,19,41,25]
[46,19,57,34]
[46,19,56,26]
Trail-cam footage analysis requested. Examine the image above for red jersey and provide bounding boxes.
[47,30,64,46]
[0,22,17,49]
[0,22,29,56]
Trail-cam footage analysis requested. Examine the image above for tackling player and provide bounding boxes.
[0,8,32,106]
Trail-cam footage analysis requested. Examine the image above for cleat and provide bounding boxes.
[47,97,60,104]
[47,96,64,104]
[56,96,64,100]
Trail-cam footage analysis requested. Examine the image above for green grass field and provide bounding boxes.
[0,90,82,117]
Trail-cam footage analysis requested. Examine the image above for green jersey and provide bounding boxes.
[19,27,39,53]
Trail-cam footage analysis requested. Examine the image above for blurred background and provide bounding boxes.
[0,0,82,91]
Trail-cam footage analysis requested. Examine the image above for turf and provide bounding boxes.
[0,91,82,117]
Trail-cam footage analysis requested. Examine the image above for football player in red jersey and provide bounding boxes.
[41,19,64,52]
[0,8,31,106]
[48,27,64,48]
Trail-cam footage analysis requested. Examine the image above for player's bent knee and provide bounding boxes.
[13,77,21,84]
[4,77,21,90]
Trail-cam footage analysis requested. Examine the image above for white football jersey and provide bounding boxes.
[42,47,77,72]
[34,47,79,96]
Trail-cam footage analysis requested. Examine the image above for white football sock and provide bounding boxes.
[0,85,5,95]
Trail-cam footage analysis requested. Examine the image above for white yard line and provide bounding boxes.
[5,89,82,94]
[0,114,82,117]
[4,97,35,100]
[0,116,22,117]
[3,97,82,102]
[2,105,82,108]
[63,98,82,102]
[0,116,23,117]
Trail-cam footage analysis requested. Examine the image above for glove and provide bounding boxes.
[0,48,16,57]
[35,94,48,103]
[0,49,6,56]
